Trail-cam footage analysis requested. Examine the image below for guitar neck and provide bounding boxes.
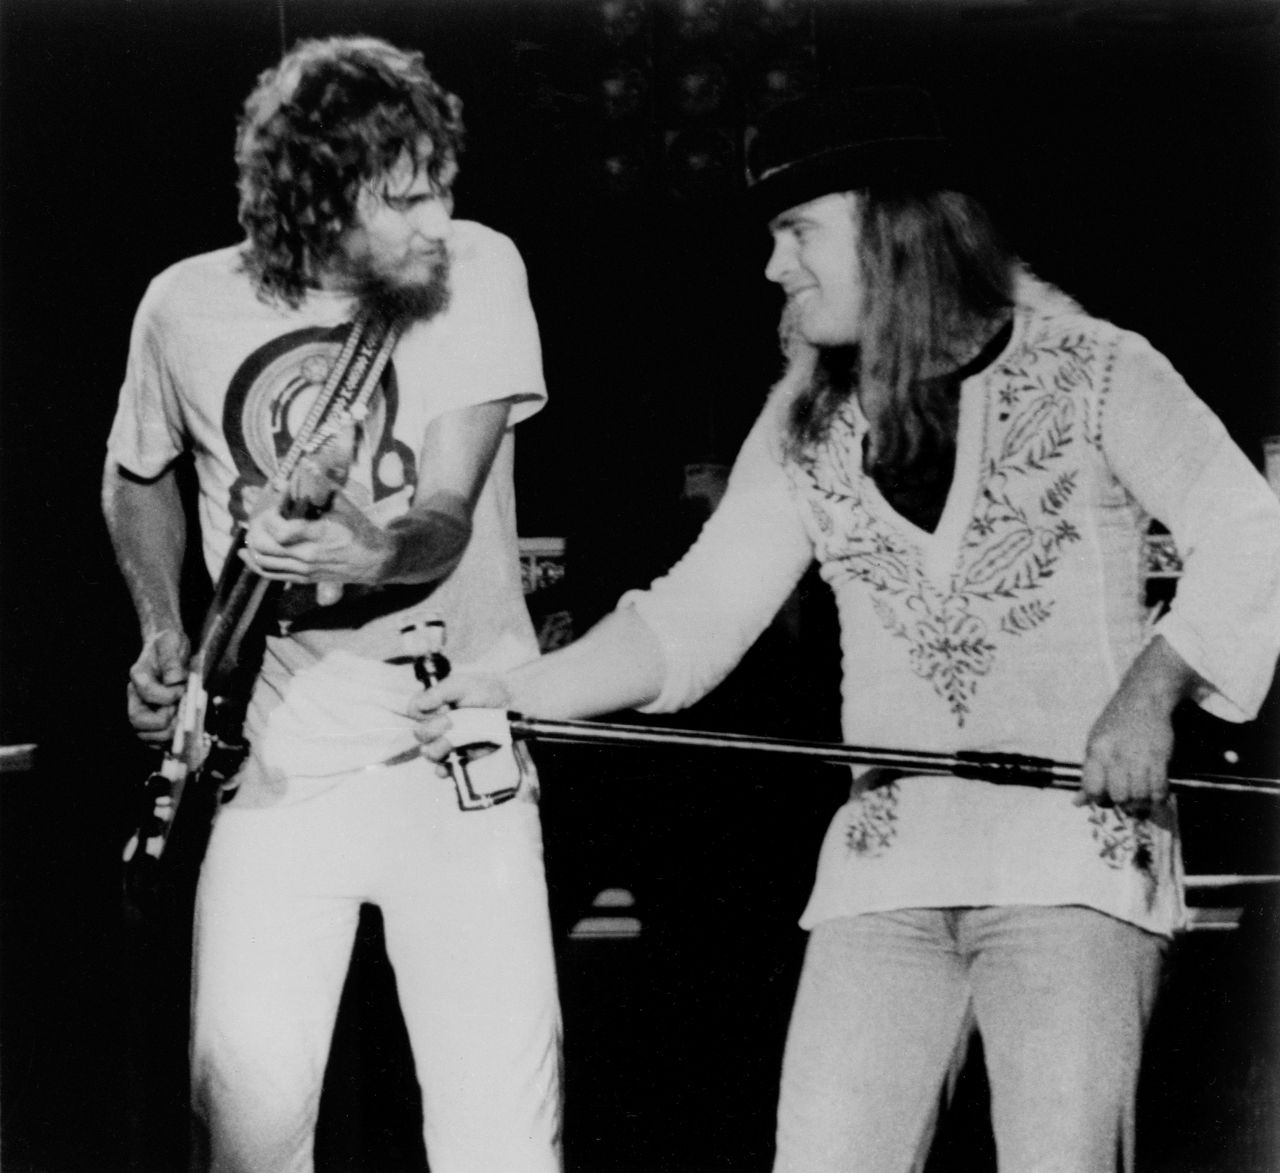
[195,530,275,693]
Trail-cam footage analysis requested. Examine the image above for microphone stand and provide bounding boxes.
[503,714,1280,799]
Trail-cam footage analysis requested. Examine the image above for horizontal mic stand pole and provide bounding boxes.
[505,715,1280,800]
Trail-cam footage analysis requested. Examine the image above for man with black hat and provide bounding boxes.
[412,86,1280,1170]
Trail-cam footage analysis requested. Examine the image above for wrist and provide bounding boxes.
[141,616,183,645]
[1127,636,1202,713]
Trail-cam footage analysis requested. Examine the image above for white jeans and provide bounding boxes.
[189,757,562,1173]
[774,905,1165,1173]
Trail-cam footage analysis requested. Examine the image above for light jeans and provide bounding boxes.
[774,905,1166,1173]
[189,756,562,1173]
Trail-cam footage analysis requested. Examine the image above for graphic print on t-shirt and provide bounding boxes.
[222,323,418,525]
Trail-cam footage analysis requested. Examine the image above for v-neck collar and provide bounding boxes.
[857,313,1022,572]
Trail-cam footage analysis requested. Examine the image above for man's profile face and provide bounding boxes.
[764,192,863,347]
[332,141,457,319]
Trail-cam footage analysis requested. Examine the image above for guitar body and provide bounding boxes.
[123,533,277,920]
[121,312,398,923]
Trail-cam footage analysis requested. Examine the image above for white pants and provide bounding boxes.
[775,906,1165,1173]
[189,757,562,1173]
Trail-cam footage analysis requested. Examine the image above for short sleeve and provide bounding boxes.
[402,224,547,428]
[106,275,188,477]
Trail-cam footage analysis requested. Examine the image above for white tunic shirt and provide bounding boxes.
[625,279,1280,937]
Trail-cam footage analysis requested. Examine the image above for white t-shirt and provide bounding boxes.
[108,221,546,801]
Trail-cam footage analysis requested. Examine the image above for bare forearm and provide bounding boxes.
[378,490,472,585]
[1079,634,1207,810]
[248,488,474,588]
[1118,635,1204,714]
[101,460,186,639]
[505,606,666,720]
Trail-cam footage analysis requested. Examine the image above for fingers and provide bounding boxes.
[250,507,311,545]
[241,513,369,583]
[127,630,190,743]
[130,659,184,701]
[127,674,181,743]
[242,512,317,574]
[408,676,514,777]
[240,520,319,581]
[407,674,512,719]
[413,711,457,762]
[408,677,466,718]
[130,632,188,703]
[1076,742,1170,817]
[238,545,311,583]
[127,683,178,744]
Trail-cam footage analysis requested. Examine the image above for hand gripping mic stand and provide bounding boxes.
[400,617,520,811]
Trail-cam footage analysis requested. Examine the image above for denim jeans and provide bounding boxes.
[774,905,1165,1173]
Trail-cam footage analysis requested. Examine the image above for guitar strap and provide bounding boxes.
[271,311,404,485]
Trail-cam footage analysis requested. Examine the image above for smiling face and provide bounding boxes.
[764,192,864,347]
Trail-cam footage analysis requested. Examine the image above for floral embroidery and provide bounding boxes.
[844,783,901,855]
[791,313,1104,724]
[1086,806,1159,907]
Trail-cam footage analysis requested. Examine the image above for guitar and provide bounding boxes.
[122,425,359,913]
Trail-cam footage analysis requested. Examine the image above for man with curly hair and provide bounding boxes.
[103,36,561,1173]
[413,87,1280,1170]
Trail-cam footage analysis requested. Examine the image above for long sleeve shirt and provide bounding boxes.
[623,279,1280,936]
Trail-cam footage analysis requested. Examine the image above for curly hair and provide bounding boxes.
[235,36,465,306]
[784,190,1015,476]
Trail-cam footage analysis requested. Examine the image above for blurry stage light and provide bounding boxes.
[741,0,811,36]
[746,50,816,114]
[599,0,650,46]
[664,127,738,202]
[667,57,732,120]
[601,64,652,121]
[598,142,652,199]
[675,0,729,40]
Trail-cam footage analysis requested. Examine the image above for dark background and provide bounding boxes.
[1,1,1279,1170]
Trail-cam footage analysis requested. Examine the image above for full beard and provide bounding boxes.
[347,254,453,325]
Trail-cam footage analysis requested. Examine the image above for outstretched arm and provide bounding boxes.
[101,459,192,743]
[410,605,666,769]
[243,399,510,588]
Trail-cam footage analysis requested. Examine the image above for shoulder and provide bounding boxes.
[136,244,253,324]
[448,220,527,283]
[436,220,537,332]
[1012,271,1113,345]
[1010,271,1173,375]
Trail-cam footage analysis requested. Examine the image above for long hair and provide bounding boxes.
[235,37,465,306]
[783,190,1016,476]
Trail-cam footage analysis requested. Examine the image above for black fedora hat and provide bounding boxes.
[746,86,967,220]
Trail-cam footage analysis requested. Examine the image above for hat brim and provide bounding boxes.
[745,137,968,221]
